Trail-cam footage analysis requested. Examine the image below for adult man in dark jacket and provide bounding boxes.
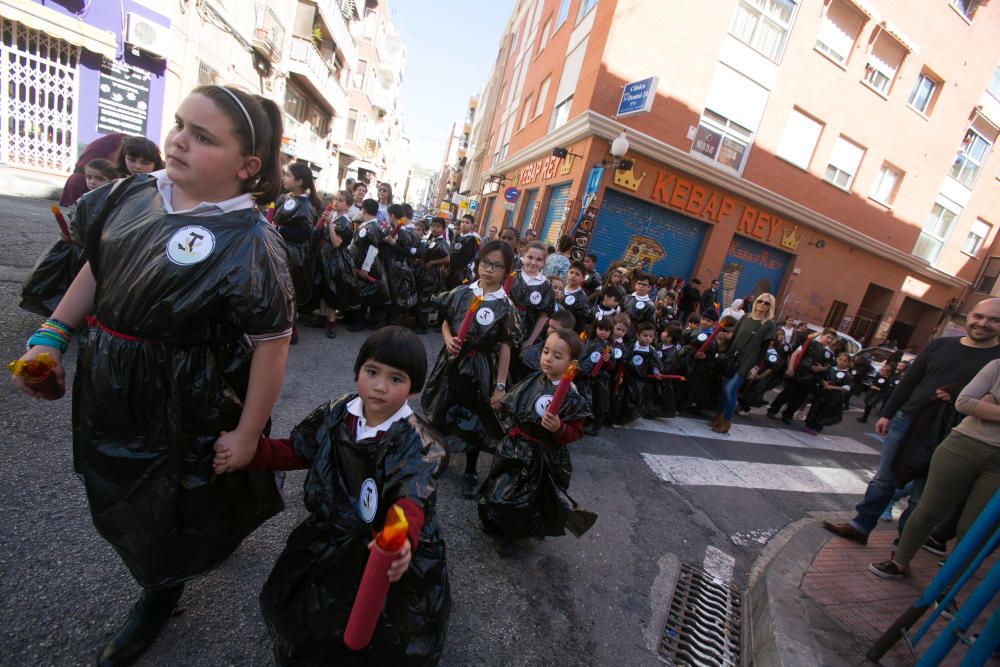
[679,278,703,321]
[823,298,1000,545]
[700,279,720,313]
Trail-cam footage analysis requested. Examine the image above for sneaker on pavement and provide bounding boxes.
[881,509,894,521]
[869,559,909,579]
[922,536,948,556]
[822,521,869,546]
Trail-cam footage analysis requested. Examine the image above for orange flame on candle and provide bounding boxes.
[375,504,409,552]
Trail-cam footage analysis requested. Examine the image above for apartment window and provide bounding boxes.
[987,63,1000,100]
[548,39,586,131]
[555,0,571,29]
[577,0,598,23]
[908,71,941,115]
[964,219,991,256]
[950,0,981,20]
[363,9,377,40]
[346,109,358,142]
[520,94,533,129]
[353,60,368,90]
[824,136,864,189]
[975,256,1000,293]
[692,110,753,172]
[776,108,822,169]
[500,142,509,161]
[869,163,902,205]
[863,32,905,96]
[549,95,573,131]
[950,128,991,188]
[537,18,552,53]
[730,0,797,62]
[534,76,551,117]
[913,202,959,264]
[814,0,863,66]
[284,83,307,121]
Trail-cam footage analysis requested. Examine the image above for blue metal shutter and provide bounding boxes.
[719,235,791,308]
[519,188,539,234]
[541,182,572,245]
[587,189,707,279]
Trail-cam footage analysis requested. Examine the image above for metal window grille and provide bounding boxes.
[1,17,80,173]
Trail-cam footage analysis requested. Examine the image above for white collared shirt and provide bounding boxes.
[520,271,546,286]
[152,170,254,216]
[346,396,413,441]
[630,292,653,303]
[469,280,507,300]
[633,343,651,352]
[564,286,585,298]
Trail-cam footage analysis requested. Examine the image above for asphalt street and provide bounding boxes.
[0,194,887,665]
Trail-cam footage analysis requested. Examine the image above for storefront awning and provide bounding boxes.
[880,19,919,55]
[347,159,379,173]
[1,0,118,58]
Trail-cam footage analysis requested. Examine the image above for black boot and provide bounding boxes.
[98,585,184,667]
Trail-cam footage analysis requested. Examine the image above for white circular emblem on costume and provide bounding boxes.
[836,371,845,379]
[824,350,832,360]
[475,307,495,326]
[636,301,646,310]
[767,352,778,363]
[589,351,601,363]
[410,247,417,254]
[455,242,462,249]
[282,198,296,211]
[166,226,215,266]
[359,227,367,238]
[359,478,378,523]
[697,332,708,342]
[632,354,643,366]
[534,394,553,416]
[614,348,623,359]
[529,291,542,305]
[565,294,576,306]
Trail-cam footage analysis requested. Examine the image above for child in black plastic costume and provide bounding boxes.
[315,189,358,339]
[11,85,294,666]
[478,328,590,556]
[562,261,593,334]
[214,327,450,666]
[576,317,615,435]
[619,320,677,423]
[421,240,515,499]
[858,362,896,423]
[414,217,450,334]
[507,241,555,381]
[804,352,853,435]
[519,308,576,374]
[273,162,321,343]
[607,313,632,424]
[347,199,389,331]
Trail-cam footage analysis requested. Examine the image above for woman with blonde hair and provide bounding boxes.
[710,293,777,433]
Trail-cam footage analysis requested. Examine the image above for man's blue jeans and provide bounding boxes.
[850,411,918,535]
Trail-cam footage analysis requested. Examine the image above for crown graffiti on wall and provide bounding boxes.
[781,225,801,251]
[560,153,574,176]
[613,165,645,191]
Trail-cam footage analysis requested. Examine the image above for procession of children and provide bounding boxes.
[11,83,905,667]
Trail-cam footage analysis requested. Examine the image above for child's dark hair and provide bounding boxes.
[402,203,414,219]
[666,325,683,343]
[568,260,586,275]
[719,315,737,329]
[115,136,164,174]
[613,312,631,329]
[604,285,625,302]
[430,216,445,228]
[462,213,475,224]
[550,308,577,330]
[362,198,379,215]
[85,158,119,181]
[478,239,515,274]
[587,253,598,263]
[287,161,322,210]
[634,272,652,285]
[637,320,656,334]
[192,85,284,203]
[353,325,427,392]
[387,203,405,220]
[595,317,614,332]
[547,327,582,359]
[687,313,702,325]
[557,234,574,253]
[353,181,368,192]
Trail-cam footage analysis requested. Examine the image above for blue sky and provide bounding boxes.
[389,0,516,170]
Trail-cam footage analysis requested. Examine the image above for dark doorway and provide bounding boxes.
[824,300,847,329]
[851,283,894,345]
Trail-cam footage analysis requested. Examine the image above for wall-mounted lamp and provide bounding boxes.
[598,132,634,171]
[552,147,584,160]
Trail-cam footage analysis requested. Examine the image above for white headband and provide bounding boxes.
[214,85,256,151]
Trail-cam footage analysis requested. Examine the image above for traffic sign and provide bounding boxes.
[469,200,478,210]
[617,76,659,117]
[504,187,520,203]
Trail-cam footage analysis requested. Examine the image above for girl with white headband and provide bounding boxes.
[10,84,294,666]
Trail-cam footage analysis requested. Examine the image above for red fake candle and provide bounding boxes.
[455,295,483,344]
[590,345,610,378]
[696,323,722,356]
[50,204,71,243]
[547,361,579,415]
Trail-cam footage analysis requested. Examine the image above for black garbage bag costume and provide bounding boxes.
[348,217,389,306]
[255,395,450,666]
[19,181,111,316]
[561,287,593,334]
[273,193,318,308]
[315,212,358,311]
[621,293,655,333]
[739,343,788,410]
[805,367,853,429]
[420,283,513,453]
[679,330,720,410]
[607,340,629,425]
[416,234,449,319]
[575,338,614,430]
[477,371,590,539]
[384,224,419,310]
[445,232,478,289]
[620,345,677,423]
[508,272,555,381]
[74,176,293,589]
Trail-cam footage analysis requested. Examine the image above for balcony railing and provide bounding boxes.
[251,7,285,62]
[314,0,358,69]
[289,36,347,113]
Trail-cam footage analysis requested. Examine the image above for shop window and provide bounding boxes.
[730,0,797,63]
[869,162,902,206]
[950,127,992,188]
[963,219,991,256]
[534,76,550,118]
[824,135,865,190]
[974,256,1000,293]
[776,108,823,169]
[988,63,1000,100]
[863,32,905,96]
[555,0,571,29]
[950,0,981,21]
[907,70,942,116]
[814,0,864,66]
[692,110,753,172]
[913,201,959,264]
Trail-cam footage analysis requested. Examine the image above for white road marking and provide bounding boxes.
[702,545,736,584]
[730,528,778,548]
[641,454,873,494]
[623,417,878,455]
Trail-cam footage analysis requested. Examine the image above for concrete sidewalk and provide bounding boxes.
[746,517,999,666]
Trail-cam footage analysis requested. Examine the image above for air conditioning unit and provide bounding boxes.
[125,13,171,60]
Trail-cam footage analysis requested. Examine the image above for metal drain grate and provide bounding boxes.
[659,562,742,666]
